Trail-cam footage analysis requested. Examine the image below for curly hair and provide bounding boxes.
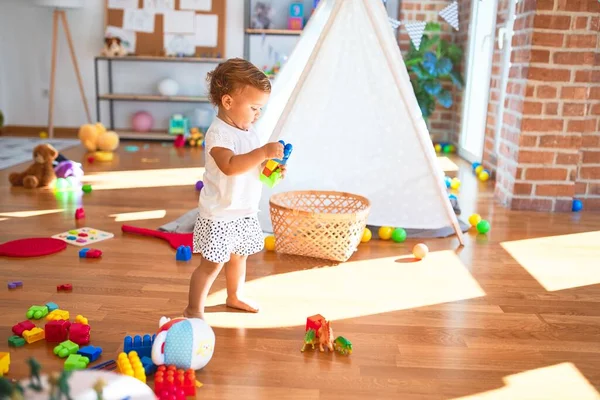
[206,58,271,107]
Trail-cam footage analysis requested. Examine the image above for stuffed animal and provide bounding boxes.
[251,2,274,29]
[101,36,127,57]
[78,123,120,153]
[9,144,58,189]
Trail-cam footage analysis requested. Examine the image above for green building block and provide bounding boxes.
[54,340,79,358]
[26,305,49,320]
[8,335,25,347]
[64,354,89,371]
[259,169,282,188]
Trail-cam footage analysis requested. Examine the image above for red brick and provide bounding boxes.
[561,86,589,100]
[423,4,439,11]
[557,0,600,12]
[580,167,600,179]
[513,182,533,195]
[574,16,589,29]
[530,68,571,82]
[537,85,558,98]
[583,135,600,147]
[556,152,581,165]
[592,16,600,30]
[523,101,543,115]
[575,182,588,195]
[534,14,571,29]
[510,198,553,211]
[530,49,550,63]
[566,34,598,48]
[519,134,538,147]
[521,118,564,132]
[525,167,569,180]
[532,32,565,47]
[591,104,600,116]
[545,103,559,115]
[518,150,555,163]
[582,198,600,211]
[526,84,535,97]
[539,135,583,149]
[537,0,555,10]
[535,184,575,197]
[589,184,600,195]
[553,51,595,65]
[583,151,600,163]
[555,199,574,212]
[591,87,600,100]
[568,119,597,133]
[563,103,587,116]
[575,71,592,82]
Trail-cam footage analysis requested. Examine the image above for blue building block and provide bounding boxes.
[124,334,156,359]
[176,245,192,261]
[289,2,303,17]
[78,345,103,362]
[46,302,59,312]
[141,356,157,375]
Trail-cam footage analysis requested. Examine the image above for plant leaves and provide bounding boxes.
[447,44,463,64]
[404,56,423,67]
[437,57,453,76]
[436,89,453,108]
[422,52,438,76]
[423,81,442,95]
[410,64,429,79]
[449,70,465,90]
[425,22,441,32]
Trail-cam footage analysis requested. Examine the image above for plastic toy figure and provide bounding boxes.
[27,358,43,391]
[333,336,353,355]
[260,140,292,188]
[48,370,73,400]
[317,319,334,352]
[301,328,317,352]
[93,378,106,400]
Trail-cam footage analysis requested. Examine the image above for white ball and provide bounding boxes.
[158,79,179,96]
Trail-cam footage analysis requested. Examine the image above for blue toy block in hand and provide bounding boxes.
[261,140,293,188]
[176,245,192,261]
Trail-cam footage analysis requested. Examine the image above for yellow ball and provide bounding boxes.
[378,226,393,240]
[39,131,48,138]
[361,228,372,243]
[264,235,276,251]
[434,144,442,152]
[475,165,484,175]
[412,243,429,260]
[469,213,481,226]
[450,177,461,190]
[479,170,490,182]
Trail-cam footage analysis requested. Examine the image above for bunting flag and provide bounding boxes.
[404,21,427,50]
[439,1,459,31]
[388,17,401,29]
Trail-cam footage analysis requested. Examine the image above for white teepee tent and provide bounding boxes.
[255,0,464,245]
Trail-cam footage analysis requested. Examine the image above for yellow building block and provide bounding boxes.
[265,159,278,170]
[0,352,9,377]
[117,351,146,383]
[23,327,45,344]
[47,309,70,321]
[75,314,88,325]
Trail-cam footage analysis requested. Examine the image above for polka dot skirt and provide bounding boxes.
[193,215,264,263]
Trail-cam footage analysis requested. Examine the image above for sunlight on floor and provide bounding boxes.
[501,231,600,291]
[80,167,204,190]
[109,210,167,222]
[437,156,459,175]
[0,218,7,222]
[452,362,600,400]
[204,250,485,329]
[0,208,64,218]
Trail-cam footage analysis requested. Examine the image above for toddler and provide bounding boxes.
[184,58,285,319]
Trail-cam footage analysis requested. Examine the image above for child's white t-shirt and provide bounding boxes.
[198,117,263,221]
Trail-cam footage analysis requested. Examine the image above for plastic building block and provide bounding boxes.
[289,2,303,17]
[306,314,325,337]
[75,207,85,220]
[89,359,116,371]
[175,245,192,261]
[117,351,146,383]
[64,354,89,371]
[78,345,102,362]
[169,114,189,136]
[27,305,49,319]
[54,340,80,358]
[75,314,89,325]
[156,387,187,400]
[260,141,293,188]
[23,327,45,344]
[124,334,155,359]
[8,335,26,347]
[7,280,23,289]
[141,356,157,375]
[45,320,72,343]
[12,320,36,336]
[69,323,91,345]
[288,16,304,30]
[79,248,102,258]
[47,309,70,321]
[57,284,73,292]
[46,302,59,312]
[0,352,9,377]
[154,365,197,396]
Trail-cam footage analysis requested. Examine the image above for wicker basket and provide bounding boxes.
[269,190,371,262]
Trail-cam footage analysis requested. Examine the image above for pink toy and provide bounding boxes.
[70,323,91,345]
[75,208,85,220]
[174,134,186,148]
[132,111,154,133]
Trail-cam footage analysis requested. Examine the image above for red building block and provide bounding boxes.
[45,320,72,343]
[57,284,73,292]
[154,365,196,397]
[69,323,90,345]
[12,320,36,337]
[306,314,325,337]
[75,207,85,220]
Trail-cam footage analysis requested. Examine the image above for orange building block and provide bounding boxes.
[0,352,9,377]
[23,327,45,344]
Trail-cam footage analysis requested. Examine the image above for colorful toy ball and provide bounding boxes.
[264,235,276,251]
[478,170,490,182]
[132,111,154,133]
[442,144,451,154]
[391,228,407,243]
[444,176,452,188]
[475,165,484,175]
[476,220,491,234]
[195,180,204,191]
[412,243,429,260]
[468,213,481,227]
[361,228,372,243]
[378,226,393,240]
[572,199,583,212]
[434,144,442,152]
[472,162,481,170]
[450,177,461,190]
[449,194,457,201]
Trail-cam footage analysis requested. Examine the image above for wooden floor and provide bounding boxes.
[1,141,600,399]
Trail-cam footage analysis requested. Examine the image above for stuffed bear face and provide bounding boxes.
[33,144,58,164]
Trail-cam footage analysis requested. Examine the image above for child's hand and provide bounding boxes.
[278,164,287,179]
[261,142,284,160]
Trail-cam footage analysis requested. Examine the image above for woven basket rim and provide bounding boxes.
[269,190,371,217]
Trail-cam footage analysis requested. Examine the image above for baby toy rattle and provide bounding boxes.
[260,140,293,188]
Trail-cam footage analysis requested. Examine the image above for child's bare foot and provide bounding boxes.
[226,295,259,313]
[183,307,204,320]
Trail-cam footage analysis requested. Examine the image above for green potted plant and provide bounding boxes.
[403,22,465,123]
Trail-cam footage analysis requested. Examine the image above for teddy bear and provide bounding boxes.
[9,143,59,189]
[78,123,120,153]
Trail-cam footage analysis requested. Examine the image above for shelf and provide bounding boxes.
[245,29,302,35]
[118,131,177,141]
[95,55,224,63]
[98,94,210,103]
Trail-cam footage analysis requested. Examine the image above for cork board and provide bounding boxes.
[104,0,226,58]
